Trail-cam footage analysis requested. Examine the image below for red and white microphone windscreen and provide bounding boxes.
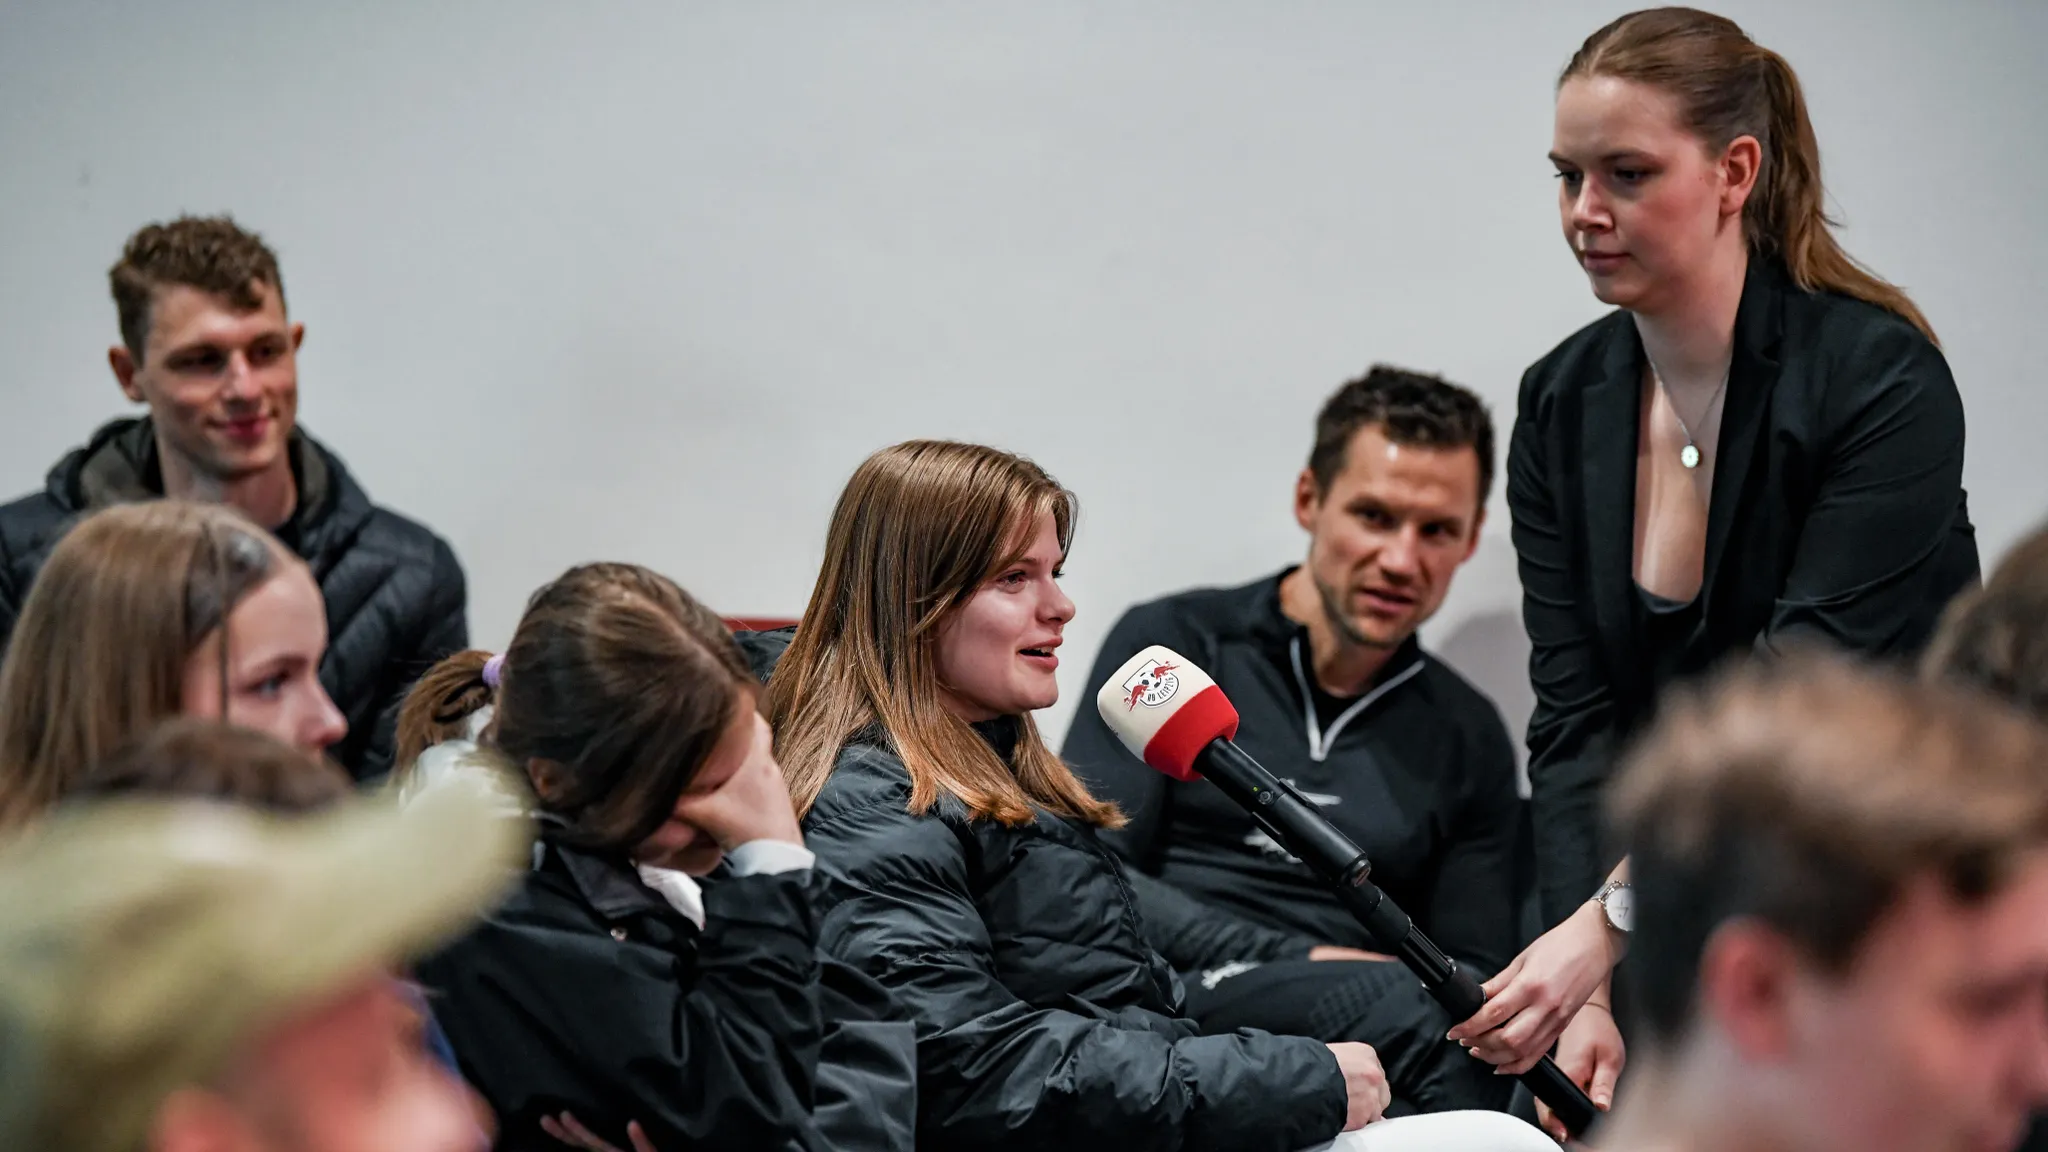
[1093,645,1239,782]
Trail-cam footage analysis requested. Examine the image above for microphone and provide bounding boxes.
[1097,645,1599,1139]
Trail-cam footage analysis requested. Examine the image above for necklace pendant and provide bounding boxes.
[1680,443,1702,470]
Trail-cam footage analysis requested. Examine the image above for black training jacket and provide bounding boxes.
[1064,571,1522,979]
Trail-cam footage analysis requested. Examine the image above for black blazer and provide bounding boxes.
[1509,258,1980,925]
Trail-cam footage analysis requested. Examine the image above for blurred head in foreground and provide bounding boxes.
[0,722,524,1152]
[1605,650,2048,1152]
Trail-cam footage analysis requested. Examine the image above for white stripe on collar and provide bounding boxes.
[1288,635,1425,762]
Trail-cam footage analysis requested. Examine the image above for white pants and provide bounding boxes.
[1300,1111,1556,1152]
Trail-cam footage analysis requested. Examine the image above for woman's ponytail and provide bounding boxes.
[1750,47,1937,343]
[394,649,496,774]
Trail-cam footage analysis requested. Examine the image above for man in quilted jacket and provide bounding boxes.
[0,214,467,781]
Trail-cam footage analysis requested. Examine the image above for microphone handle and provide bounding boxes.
[1326,874,1599,1138]
[1204,741,1600,1138]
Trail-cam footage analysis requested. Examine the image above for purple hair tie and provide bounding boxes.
[481,653,506,689]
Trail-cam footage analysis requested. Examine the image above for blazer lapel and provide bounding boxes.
[1578,320,1643,677]
[1700,260,1787,611]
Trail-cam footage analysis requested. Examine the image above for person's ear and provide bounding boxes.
[1294,469,1321,534]
[526,758,569,805]
[1697,918,1801,1060]
[1461,506,1488,564]
[1720,135,1763,219]
[289,322,306,353]
[110,344,146,404]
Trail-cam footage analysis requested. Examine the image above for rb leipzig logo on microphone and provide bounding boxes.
[1121,659,1181,709]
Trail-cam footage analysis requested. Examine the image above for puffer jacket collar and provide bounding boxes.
[45,416,372,568]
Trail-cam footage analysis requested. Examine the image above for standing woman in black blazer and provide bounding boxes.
[1447,6,1980,1129]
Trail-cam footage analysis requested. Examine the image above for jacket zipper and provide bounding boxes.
[1288,635,1423,762]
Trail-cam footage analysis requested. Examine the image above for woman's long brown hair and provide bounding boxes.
[395,562,756,854]
[0,501,286,830]
[1564,7,1936,343]
[765,440,1121,828]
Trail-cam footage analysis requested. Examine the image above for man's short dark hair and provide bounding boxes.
[1611,652,2048,1048]
[109,215,286,359]
[1308,365,1495,504]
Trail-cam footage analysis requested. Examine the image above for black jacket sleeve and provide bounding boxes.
[426,870,825,1152]
[1413,706,1522,977]
[804,786,1347,1152]
[358,538,469,781]
[1121,863,1318,970]
[1510,362,1624,928]
[1759,323,1977,654]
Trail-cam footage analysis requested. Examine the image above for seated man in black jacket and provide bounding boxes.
[0,215,466,780]
[1065,365,1521,1113]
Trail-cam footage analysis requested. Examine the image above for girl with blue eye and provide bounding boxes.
[1446,8,1980,1138]
[0,499,347,829]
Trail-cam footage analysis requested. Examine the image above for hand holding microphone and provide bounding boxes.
[1095,645,1600,1140]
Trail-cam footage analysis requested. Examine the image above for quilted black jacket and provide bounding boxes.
[801,719,1348,1151]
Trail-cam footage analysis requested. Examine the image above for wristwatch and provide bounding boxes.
[1592,879,1634,935]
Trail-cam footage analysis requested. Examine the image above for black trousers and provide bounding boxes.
[1180,959,1513,1115]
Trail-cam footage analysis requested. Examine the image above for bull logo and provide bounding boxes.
[1121,660,1181,709]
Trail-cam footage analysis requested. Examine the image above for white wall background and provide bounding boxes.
[4,1,2044,765]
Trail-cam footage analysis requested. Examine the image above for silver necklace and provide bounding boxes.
[1649,358,1730,470]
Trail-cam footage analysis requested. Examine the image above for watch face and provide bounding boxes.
[1605,886,1634,933]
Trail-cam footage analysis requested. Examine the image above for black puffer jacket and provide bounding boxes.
[420,830,917,1152]
[0,417,466,779]
[802,719,1348,1152]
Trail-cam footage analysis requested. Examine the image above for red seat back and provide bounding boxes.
[722,617,799,633]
